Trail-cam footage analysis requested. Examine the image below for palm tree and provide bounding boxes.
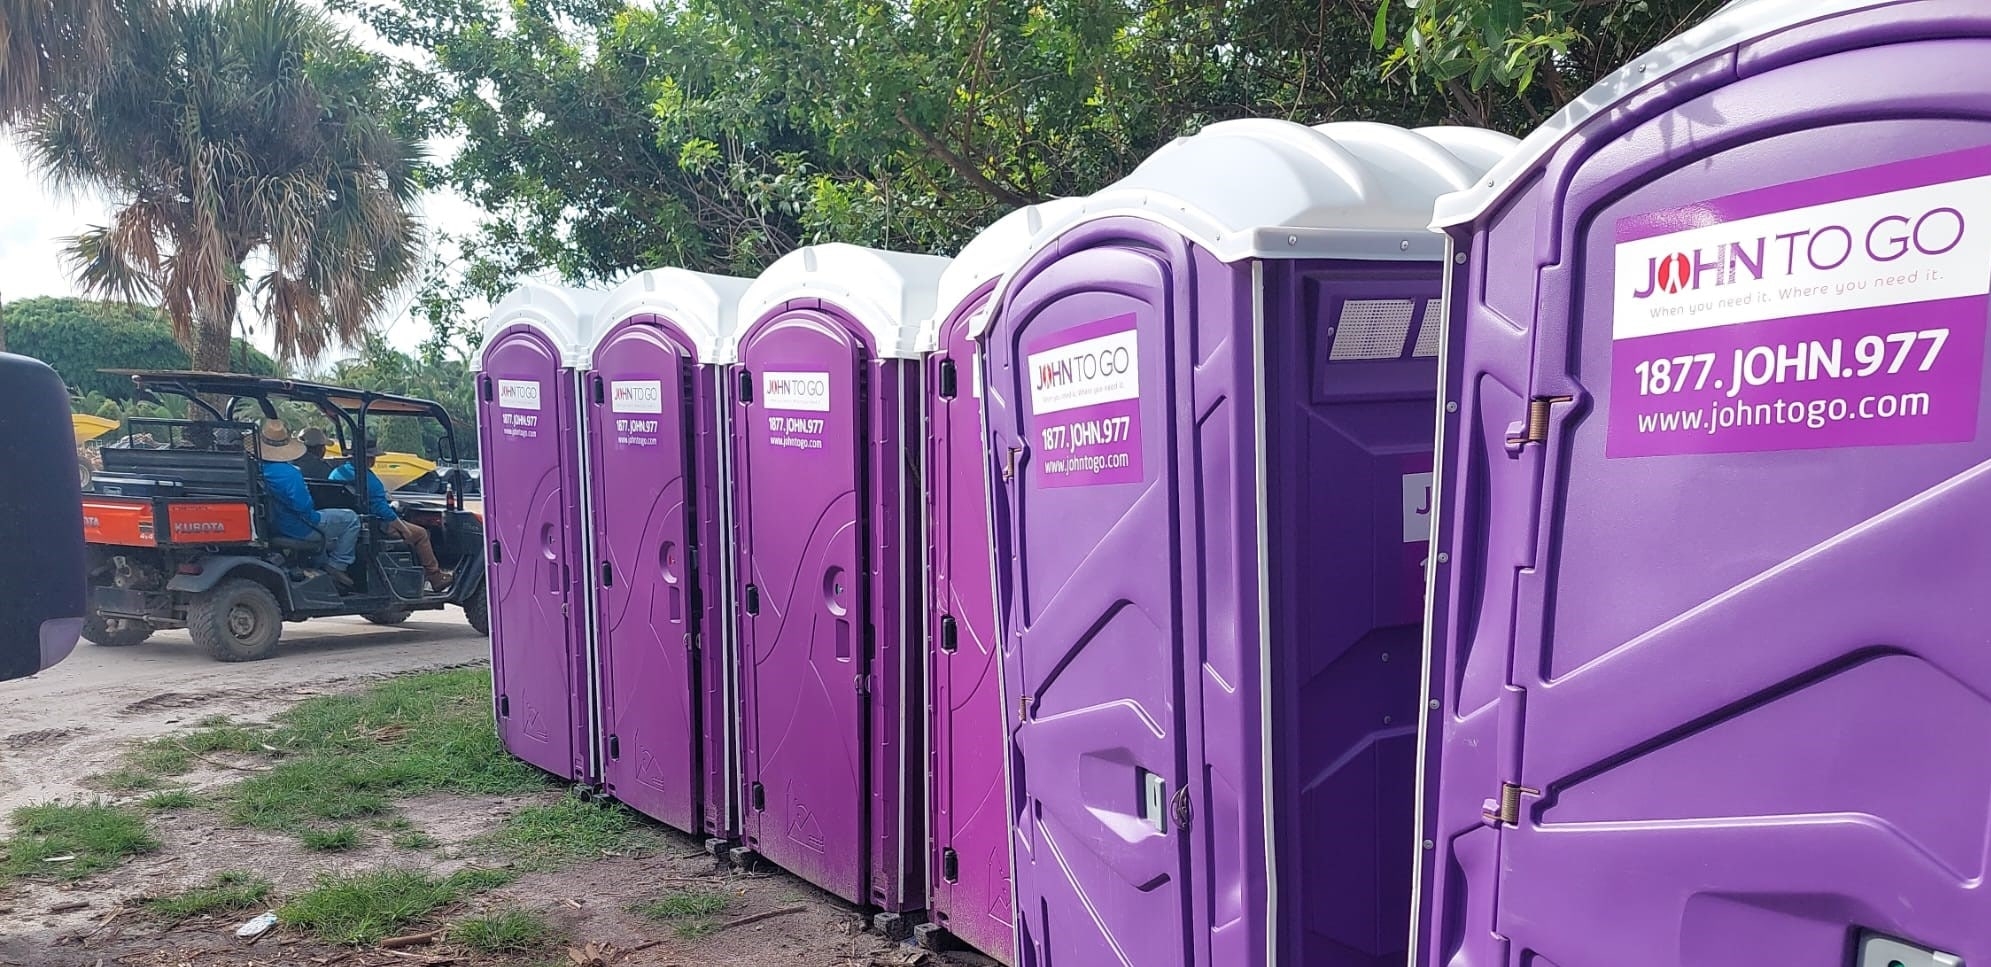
[0,0,127,123]
[27,0,422,370]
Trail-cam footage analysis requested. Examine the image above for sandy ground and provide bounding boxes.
[0,613,490,817]
[0,614,991,967]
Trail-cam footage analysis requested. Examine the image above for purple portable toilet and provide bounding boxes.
[584,269,749,841]
[977,119,1515,967]
[1416,4,1991,966]
[477,283,604,784]
[728,243,951,921]
[917,198,1082,964]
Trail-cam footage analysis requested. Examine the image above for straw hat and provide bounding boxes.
[256,420,308,462]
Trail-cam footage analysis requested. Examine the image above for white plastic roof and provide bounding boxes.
[970,119,1518,337]
[924,197,1085,351]
[1432,0,1898,228]
[731,243,951,360]
[591,267,751,366]
[477,281,607,371]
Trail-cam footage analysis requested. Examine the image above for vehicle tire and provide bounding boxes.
[188,579,283,663]
[363,608,412,626]
[463,586,489,636]
[80,611,152,647]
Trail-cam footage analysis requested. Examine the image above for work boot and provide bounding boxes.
[329,567,355,590]
[427,569,454,593]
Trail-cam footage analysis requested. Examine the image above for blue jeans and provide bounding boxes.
[315,508,361,570]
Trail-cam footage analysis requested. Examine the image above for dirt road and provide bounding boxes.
[0,613,489,815]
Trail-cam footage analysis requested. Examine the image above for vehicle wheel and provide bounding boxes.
[188,579,283,663]
[463,586,489,636]
[80,611,152,647]
[363,608,412,626]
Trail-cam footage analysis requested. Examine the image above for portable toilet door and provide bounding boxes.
[977,119,1515,967]
[920,198,1081,965]
[1417,4,1991,966]
[729,243,950,915]
[477,282,604,784]
[584,269,749,840]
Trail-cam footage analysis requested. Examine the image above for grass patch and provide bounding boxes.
[391,830,438,851]
[300,826,362,852]
[1,802,157,881]
[126,742,193,776]
[90,768,163,793]
[141,789,199,810]
[451,908,557,954]
[278,867,514,945]
[145,871,271,921]
[213,669,545,835]
[477,792,656,868]
[632,889,732,939]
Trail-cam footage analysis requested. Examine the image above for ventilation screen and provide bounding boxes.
[1329,299,1415,361]
[1412,300,1443,358]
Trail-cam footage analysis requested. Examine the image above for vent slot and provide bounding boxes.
[1329,299,1416,361]
[1412,300,1443,358]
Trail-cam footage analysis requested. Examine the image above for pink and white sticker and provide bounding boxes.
[1026,313,1143,488]
[1607,145,1991,458]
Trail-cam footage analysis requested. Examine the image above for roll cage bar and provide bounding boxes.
[102,370,467,512]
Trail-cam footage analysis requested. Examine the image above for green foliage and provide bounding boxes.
[325,333,478,459]
[141,789,199,810]
[210,668,544,837]
[145,871,272,921]
[277,867,515,945]
[26,0,423,369]
[632,888,732,939]
[5,296,277,401]
[477,791,658,869]
[451,908,559,953]
[1376,0,1722,124]
[1,801,158,881]
[300,825,363,851]
[334,0,1461,307]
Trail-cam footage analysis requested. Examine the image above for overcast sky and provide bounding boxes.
[0,6,503,372]
[0,135,489,370]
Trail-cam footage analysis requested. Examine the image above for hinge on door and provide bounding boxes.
[1484,781,1539,826]
[738,370,754,404]
[480,376,493,401]
[743,584,760,615]
[750,782,765,811]
[939,614,957,653]
[607,734,620,760]
[490,540,503,564]
[1001,445,1021,481]
[854,673,870,695]
[497,695,510,717]
[591,375,604,405]
[600,561,613,587]
[1018,694,1033,720]
[1507,396,1572,447]
[940,847,959,882]
[1171,785,1192,832]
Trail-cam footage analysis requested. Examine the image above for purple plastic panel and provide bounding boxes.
[926,282,1014,963]
[479,324,590,783]
[585,315,704,833]
[984,219,1204,967]
[693,364,735,840]
[732,300,924,910]
[1259,264,1438,966]
[1422,5,1991,965]
[987,219,1443,967]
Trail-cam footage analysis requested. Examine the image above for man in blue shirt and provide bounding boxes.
[257,420,361,588]
[332,440,451,591]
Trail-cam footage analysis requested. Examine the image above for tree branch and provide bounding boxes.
[894,107,1036,208]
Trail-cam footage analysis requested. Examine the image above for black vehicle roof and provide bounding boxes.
[103,370,449,421]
